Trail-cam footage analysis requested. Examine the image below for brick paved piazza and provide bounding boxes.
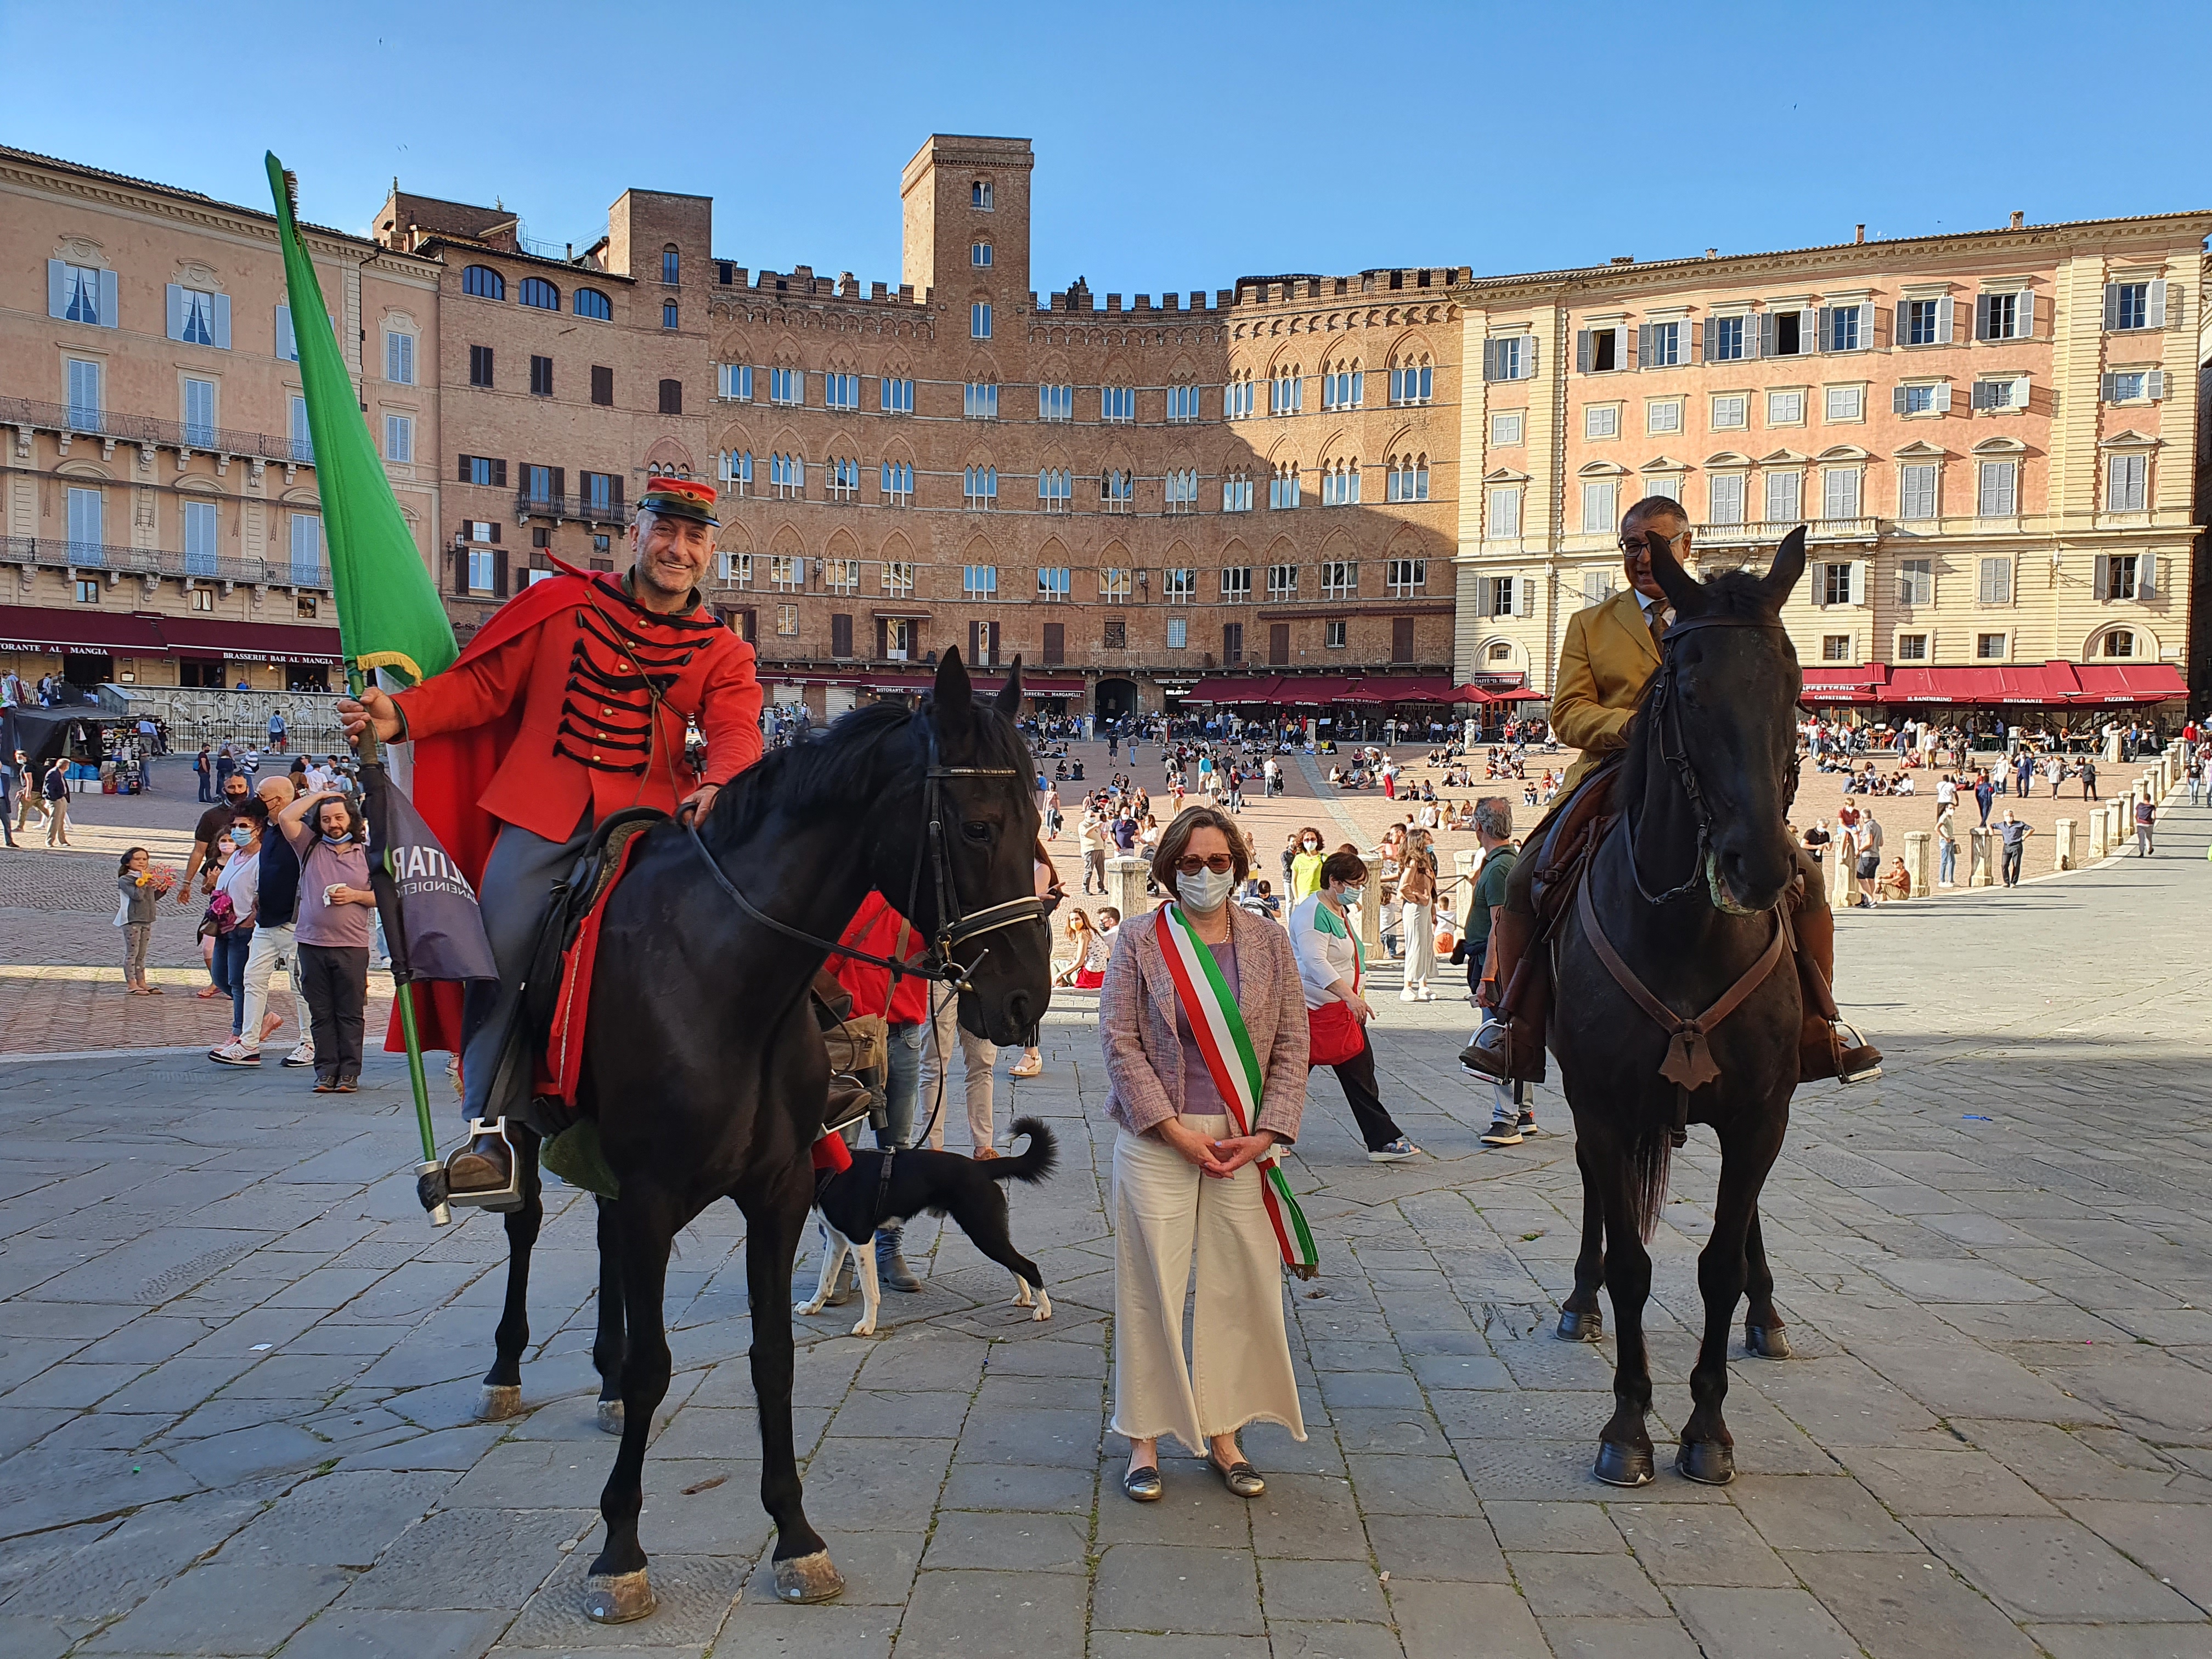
[2,795,2208,1658]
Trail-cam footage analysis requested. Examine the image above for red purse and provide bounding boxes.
[1307,1000,1365,1067]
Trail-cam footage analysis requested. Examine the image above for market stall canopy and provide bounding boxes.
[1337,675,1459,704]
[2066,663,2186,705]
[1180,675,1283,704]
[1271,676,1359,706]
[1799,664,1889,704]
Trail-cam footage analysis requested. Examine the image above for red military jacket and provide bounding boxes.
[394,563,763,847]
[831,893,932,1025]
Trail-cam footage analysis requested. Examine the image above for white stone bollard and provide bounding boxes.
[2087,809,2108,859]
[1903,831,1930,898]
[2055,818,2076,871]
[1104,855,1152,924]
[1969,826,1994,887]
[1359,857,1383,954]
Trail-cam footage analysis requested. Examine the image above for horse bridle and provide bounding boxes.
[682,711,1048,994]
[1623,613,1802,908]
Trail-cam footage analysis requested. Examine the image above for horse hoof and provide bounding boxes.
[1593,1441,1654,1487]
[583,1568,656,1623]
[773,1549,844,1604]
[1556,1308,1604,1342]
[596,1398,624,1435]
[1676,1439,1737,1485]
[476,1384,522,1421]
[1745,1323,1792,1360]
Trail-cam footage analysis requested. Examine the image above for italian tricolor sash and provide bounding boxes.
[1155,906,1320,1278]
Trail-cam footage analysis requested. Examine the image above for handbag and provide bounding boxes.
[1307,998,1365,1067]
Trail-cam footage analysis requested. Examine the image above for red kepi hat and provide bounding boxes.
[636,476,720,527]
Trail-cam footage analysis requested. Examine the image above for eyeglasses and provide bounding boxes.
[1174,854,1237,875]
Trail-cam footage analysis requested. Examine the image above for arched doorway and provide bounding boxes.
[1094,677,1137,725]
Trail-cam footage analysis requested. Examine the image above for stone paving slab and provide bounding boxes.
[0,790,2208,1654]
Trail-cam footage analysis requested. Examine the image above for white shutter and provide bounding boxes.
[47,260,68,319]
[1974,292,1993,341]
[1936,295,1954,343]
[1519,337,1536,380]
[2100,374,2117,402]
[97,269,118,327]
[1798,307,1818,353]
[1576,330,1593,373]
[2093,555,2109,600]
[1894,303,1910,346]
[1848,561,1865,606]
[1521,577,1538,617]
[2016,291,2034,338]
[2146,279,2167,328]
[2146,369,2165,400]
[2137,552,2156,598]
[1933,381,1951,413]
[166,283,185,341]
[211,293,231,349]
[276,305,296,362]
[2013,375,2031,409]
[1636,324,1654,369]
[2102,284,2121,330]
[1861,301,1880,347]
[1892,386,1909,414]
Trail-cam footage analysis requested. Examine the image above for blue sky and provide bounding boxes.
[8,1,2208,290]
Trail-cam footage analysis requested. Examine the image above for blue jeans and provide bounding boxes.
[1939,839,1957,885]
[877,1019,923,1149]
[212,928,254,1037]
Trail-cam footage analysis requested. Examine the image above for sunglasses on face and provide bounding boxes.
[1175,854,1237,875]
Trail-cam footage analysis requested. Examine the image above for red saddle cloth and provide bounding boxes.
[534,831,650,1109]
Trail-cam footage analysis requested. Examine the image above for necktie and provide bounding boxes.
[1647,605,1666,651]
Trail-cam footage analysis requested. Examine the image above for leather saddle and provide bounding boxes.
[1527,757,1625,946]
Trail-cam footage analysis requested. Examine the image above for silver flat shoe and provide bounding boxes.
[1209,1456,1265,1498]
[1122,1464,1163,1502]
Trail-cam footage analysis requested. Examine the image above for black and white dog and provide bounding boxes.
[797,1117,1059,1337]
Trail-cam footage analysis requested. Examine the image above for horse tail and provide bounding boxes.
[989,1118,1059,1185]
[1627,1126,1674,1245]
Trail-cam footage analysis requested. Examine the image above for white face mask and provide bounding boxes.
[1176,868,1237,912]
[1338,884,1366,908]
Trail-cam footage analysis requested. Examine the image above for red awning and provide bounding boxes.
[1338,675,1458,704]
[2066,663,2186,704]
[1271,676,1359,706]
[0,605,167,654]
[1898,665,2073,705]
[1799,664,1888,704]
[978,673,1086,695]
[1181,676,1282,704]
[1489,687,1550,703]
[155,617,344,664]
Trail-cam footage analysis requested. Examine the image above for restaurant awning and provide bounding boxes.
[155,617,344,664]
[1338,675,1459,704]
[0,605,167,655]
[1881,665,2074,705]
[1799,664,1888,704]
[1488,687,1550,703]
[2066,663,2186,704]
[1180,676,1282,704]
[1270,676,1359,706]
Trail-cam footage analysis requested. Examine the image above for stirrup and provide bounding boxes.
[444,1117,523,1212]
[1832,1023,1883,1086]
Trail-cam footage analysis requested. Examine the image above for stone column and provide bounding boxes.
[1968,826,1994,888]
[1829,842,1854,909]
[2054,818,2076,871]
[1903,831,1930,898]
[1104,856,1151,925]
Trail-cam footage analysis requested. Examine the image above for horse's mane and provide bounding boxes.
[702,694,1031,850]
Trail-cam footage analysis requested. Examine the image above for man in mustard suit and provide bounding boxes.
[1461,496,1880,1087]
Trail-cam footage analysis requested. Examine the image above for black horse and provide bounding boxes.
[1550,528,1809,1488]
[463,650,1050,1621]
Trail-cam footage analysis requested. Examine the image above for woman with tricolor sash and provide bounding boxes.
[1099,806,1313,1504]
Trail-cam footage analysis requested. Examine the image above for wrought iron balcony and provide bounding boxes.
[512,491,633,527]
[0,397,309,464]
[0,535,329,591]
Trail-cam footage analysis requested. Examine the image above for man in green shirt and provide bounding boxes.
[1455,798,1534,1146]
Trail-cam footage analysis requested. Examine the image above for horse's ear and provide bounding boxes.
[1758,526,1809,612]
[933,647,975,740]
[1645,527,1705,617]
[995,656,1024,716]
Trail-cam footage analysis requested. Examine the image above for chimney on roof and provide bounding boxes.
[2008,210,2024,230]
[1705,248,1717,258]
[1610,256,1634,266]
[1854,223,1866,244]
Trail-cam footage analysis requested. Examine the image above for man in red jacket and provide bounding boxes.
[340,477,762,1191]
[831,893,932,1290]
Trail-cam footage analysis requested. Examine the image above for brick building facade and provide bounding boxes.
[0,145,441,693]
[703,136,1466,721]
[1452,214,2211,721]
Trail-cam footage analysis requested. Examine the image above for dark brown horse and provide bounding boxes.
[1550,528,1809,1487]
[480,649,1052,1620]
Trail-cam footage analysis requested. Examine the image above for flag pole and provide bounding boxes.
[349,664,450,1227]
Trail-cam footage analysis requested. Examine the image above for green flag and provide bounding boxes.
[266,153,456,686]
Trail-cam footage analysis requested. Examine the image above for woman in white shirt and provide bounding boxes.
[1286,851,1419,1163]
[208,803,264,1057]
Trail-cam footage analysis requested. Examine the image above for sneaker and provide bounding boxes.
[1481,1118,1525,1147]
[281,1041,315,1068]
[1367,1137,1422,1163]
[1516,1108,1539,1137]
[1399,989,1422,1003]
[209,1041,261,1067]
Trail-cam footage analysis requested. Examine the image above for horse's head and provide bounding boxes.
[1638,525,1808,915]
[893,648,1053,1045]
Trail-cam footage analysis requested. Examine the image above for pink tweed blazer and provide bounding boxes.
[1098,902,1309,1145]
